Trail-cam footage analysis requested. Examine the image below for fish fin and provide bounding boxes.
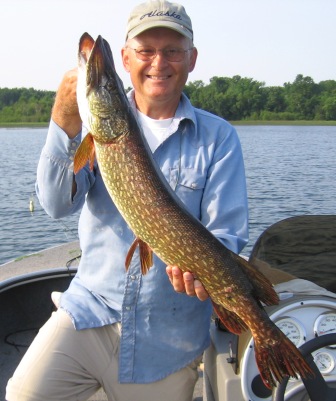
[125,238,138,271]
[233,254,279,306]
[212,301,248,334]
[139,239,153,275]
[74,133,95,174]
[254,324,314,389]
[125,238,153,274]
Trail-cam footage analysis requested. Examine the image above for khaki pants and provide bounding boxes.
[6,310,200,401]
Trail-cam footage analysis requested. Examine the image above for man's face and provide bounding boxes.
[122,27,197,107]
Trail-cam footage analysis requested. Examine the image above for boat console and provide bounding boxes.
[204,215,336,401]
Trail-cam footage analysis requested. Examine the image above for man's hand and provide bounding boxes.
[52,68,82,139]
[166,265,209,301]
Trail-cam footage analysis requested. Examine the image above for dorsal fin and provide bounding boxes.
[232,254,279,306]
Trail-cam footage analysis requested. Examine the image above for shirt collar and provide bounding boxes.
[127,90,196,129]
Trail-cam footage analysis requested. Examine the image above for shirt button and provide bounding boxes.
[130,275,136,280]
[191,183,197,189]
[71,142,77,147]
[125,306,131,311]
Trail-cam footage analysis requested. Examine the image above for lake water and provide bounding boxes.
[0,125,335,265]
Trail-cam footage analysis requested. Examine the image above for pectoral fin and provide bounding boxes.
[74,133,95,174]
[125,238,153,275]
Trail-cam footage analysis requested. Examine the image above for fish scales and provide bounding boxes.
[97,138,229,281]
[74,32,314,389]
[103,160,233,287]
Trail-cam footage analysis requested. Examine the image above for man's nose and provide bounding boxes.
[150,51,168,68]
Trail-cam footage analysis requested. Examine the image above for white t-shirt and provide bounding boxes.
[136,110,174,153]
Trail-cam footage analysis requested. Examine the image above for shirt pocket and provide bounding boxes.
[170,168,206,219]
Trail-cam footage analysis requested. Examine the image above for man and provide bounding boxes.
[6,1,248,400]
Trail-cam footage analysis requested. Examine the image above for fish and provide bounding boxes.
[74,32,313,389]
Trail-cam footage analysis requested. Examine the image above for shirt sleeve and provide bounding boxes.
[35,119,96,219]
[201,124,249,254]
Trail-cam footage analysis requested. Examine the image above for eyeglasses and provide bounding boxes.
[127,45,193,62]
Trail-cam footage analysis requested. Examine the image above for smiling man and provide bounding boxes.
[6,2,248,401]
[122,25,197,118]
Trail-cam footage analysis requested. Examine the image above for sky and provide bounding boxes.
[1,0,335,91]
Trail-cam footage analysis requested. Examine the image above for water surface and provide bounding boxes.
[0,125,335,265]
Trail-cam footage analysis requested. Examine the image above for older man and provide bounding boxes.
[6,1,248,400]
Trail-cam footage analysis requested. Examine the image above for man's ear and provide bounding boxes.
[121,47,131,72]
[188,47,198,73]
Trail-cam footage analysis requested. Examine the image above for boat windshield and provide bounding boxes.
[249,215,336,292]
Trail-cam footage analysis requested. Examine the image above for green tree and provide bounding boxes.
[284,75,320,119]
[0,87,55,123]
[316,93,336,120]
[263,86,286,113]
[184,80,204,99]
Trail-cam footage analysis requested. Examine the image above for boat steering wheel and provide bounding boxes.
[272,333,336,401]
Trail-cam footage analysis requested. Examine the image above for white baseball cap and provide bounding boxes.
[126,0,193,41]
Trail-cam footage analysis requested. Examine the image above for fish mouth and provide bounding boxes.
[76,32,129,134]
[78,32,117,91]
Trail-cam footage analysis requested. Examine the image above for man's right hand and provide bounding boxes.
[52,68,82,139]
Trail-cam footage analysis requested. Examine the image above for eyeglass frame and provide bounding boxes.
[125,45,194,62]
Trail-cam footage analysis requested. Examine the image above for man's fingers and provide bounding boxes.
[166,266,209,301]
[183,271,196,296]
[166,265,185,292]
[194,279,209,301]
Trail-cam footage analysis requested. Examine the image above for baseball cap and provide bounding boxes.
[126,0,193,41]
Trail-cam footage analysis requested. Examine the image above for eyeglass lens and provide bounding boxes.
[133,46,190,62]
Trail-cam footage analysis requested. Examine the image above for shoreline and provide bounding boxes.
[0,122,49,128]
[1,120,336,128]
[232,120,336,126]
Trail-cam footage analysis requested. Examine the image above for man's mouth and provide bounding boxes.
[147,75,171,80]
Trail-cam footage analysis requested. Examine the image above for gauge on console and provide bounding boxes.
[314,312,336,348]
[313,351,335,374]
[276,316,306,347]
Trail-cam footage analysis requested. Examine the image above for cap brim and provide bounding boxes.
[127,20,193,41]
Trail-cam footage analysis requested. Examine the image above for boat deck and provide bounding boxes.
[0,241,81,282]
[0,242,203,401]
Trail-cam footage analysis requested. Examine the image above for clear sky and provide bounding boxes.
[1,0,335,91]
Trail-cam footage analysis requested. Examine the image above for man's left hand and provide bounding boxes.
[166,265,209,301]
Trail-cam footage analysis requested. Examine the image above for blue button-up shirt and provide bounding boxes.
[36,91,248,383]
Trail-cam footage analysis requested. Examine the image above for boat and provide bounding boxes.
[204,215,336,401]
[1,215,336,401]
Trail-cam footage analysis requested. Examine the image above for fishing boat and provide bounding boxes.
[204,215,336,401]
[1,215,336,401]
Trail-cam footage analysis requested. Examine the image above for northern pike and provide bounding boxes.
[74,32,313,389]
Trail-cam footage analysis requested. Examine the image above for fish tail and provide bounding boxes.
[254,329,314,389]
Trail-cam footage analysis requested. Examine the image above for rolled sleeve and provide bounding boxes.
[35,120,95,219]
[201,125,249,254]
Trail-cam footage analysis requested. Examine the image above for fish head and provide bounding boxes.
[77,32,131,143]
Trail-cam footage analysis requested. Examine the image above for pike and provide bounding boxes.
[74,32,313,389]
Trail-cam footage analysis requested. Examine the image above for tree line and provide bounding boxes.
[1,74,336,123]
[184,74,336,121]
[0,87,55,123]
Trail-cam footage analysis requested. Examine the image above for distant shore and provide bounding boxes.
[1,120,336,128]
[231,120,336,126]
[0,122,49,128]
